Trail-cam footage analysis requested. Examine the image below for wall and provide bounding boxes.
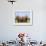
[0,0,46,42]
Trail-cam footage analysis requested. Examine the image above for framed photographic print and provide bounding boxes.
[14,10,33,26]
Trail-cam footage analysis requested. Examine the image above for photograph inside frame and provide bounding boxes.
[15,10,33,26]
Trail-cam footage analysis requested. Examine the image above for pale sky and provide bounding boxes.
[15,11,32,16]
